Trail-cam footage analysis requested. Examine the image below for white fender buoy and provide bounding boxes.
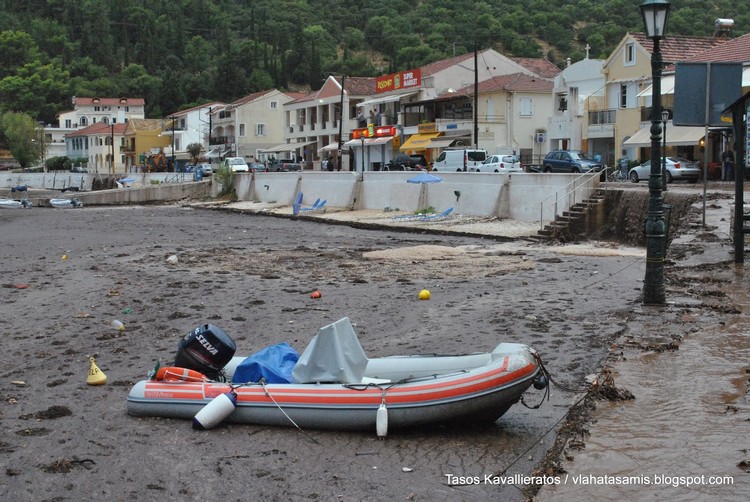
[376,402,388,438]
[193,390,237,430]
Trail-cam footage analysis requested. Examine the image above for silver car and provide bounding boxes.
[479,154,523,173]
[629,157,701,184]
[196,162,213,175]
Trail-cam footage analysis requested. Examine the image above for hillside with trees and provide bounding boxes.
[0,0,747,124]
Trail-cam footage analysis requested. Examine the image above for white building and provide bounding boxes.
[548,57,607,162]
[208,90,297,163]
[46,97,145,164]
[162,102,223,165]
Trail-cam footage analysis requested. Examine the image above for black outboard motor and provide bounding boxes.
[174,324,236,380]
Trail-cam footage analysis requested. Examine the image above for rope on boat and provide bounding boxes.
[259,379,320,445]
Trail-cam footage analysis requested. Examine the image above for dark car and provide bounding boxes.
[542,150,603,174]
[275,162,302,172]
[384,153,425,171]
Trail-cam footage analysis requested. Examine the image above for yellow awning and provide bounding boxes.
[623,124,705,147]
[399,132,442,151]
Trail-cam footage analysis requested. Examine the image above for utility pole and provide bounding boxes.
[474,42,479,150]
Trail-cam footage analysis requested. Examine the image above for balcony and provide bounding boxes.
[588,109,617,125]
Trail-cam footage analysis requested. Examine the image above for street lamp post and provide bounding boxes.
[661,109,669,191]
[640,0,671,305]
[169,115,176,172]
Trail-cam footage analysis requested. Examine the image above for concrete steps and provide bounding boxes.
[534,190,607,242]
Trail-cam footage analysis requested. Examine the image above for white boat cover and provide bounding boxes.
[292,317,368,384]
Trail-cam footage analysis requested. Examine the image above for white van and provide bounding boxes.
[431,149,488,172]
[223,157,249,172]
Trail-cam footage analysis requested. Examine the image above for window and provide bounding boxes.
[80,117,88,126]
[239,123,246,137]
[65,119,72,128]
[519,97,533,117]
[620,84,628,108]
[94,106,100,111]
[270,101,278,110]
[256,123,266,136]
[624,43,636,65]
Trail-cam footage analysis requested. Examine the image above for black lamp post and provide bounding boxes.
[661,109,669,191]
[640,0,671,305]
[169,115,176,172]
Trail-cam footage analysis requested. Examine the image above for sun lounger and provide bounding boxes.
[392,207,454,222]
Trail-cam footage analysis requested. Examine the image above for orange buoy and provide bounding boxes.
[155,366,208,382]
[310,290,322,299]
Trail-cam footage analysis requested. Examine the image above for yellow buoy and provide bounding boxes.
[418,289,431,300]
[87,356,107,385]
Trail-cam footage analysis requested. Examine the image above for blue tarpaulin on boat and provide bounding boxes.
[232,342,299,384]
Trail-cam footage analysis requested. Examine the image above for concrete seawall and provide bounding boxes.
[6,170,599,224]
[214,171,600,223]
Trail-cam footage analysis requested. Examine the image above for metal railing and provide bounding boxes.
[539,170,601,229]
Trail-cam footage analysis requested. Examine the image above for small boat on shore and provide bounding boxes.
[0,198,32,208]
[127,318,546,434]
[49,197,83,208]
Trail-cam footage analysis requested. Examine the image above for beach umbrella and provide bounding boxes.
[406,172,442,184]
[406,172,442,210]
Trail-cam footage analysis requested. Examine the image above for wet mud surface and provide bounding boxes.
[0,195,737,501]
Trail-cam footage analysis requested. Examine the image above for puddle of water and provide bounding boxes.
[538,281,750,501]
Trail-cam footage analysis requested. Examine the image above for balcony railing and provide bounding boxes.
[588,109,617,125]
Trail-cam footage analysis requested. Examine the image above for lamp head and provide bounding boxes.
[661,109,669,122]
[640,0,671,40]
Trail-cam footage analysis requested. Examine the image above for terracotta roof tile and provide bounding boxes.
[630,32,724,63]
[436,73,553,99]
[510,57,561,78]
[73,97,145,106]
[688,32,750,62]
[65,122,128,137]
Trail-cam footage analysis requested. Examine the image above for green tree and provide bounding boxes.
[1,111,42,168]
[187,142,203,165]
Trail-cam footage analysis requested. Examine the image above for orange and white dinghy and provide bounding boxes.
[127,318,548,436]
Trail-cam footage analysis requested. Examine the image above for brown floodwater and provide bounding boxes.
[538,269,750,501]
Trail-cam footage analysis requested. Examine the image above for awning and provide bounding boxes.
[623,124,705,147]
[318,143,341,152]
[357,92,418,108]
[259,141,315,154]
[205,148,222,158]
[428,135,471,149]
[399,132,442,151]
[343,137,394,148]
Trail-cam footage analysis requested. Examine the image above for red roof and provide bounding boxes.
[66,122,128,137]
[436,73,552,99]
[630,32,724,63]
[73,97,145,106]
[510,57,561,78]
[288,76,376,104]
[688,32,750,62]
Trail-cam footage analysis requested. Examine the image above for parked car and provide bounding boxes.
[542,150,603,173]
[384,153,425,171]
[195,162,213,175]
[628,157,701,184]
[223,157,249,172]
[275,162,303,172]
[431,149,487,172]
[249,162,266,173]
[71,166,88,173]
[480,154,523,173]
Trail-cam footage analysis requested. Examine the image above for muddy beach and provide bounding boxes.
[0,189,742,501]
